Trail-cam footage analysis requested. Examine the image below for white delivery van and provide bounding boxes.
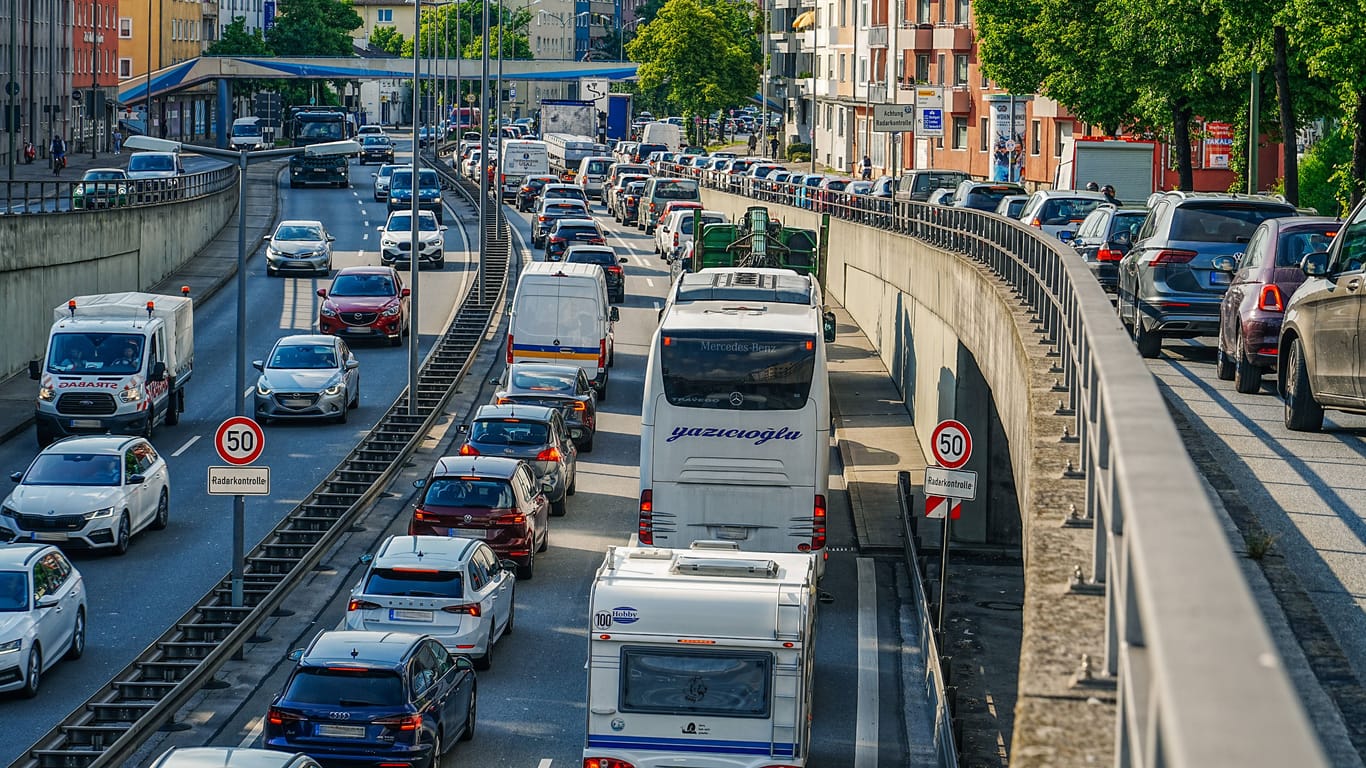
[508,262,619,400]
[500,139,550,201]
[230,117,267,151]
[575,155,616,200]
[640,121,682,153]
[584,543,818,768]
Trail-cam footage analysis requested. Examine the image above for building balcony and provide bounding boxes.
[866,83,887,103]
[868,25,888,48]
[202,0,217,14]
[932,23,972,51]
[947,86,971,113]
[898,24,933,51]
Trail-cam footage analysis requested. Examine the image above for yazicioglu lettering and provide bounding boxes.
[666,425,803,445]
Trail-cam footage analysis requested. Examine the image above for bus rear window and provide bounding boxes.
[660,331,815,411]
[619,647,771,718]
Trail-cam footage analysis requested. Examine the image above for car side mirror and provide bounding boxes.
[28,360,40,380]
[316,288,328,298]
[327,235,335,242]
[540,478,555,494]
[499,558,518,572]
[1211,255,1238,273]
[36,596,60,610]
[10,472,21,482]
[458,424,470,434]
[127,474,146,485]
[1301,251,1330,277]
[252,360,264,372]
[1057,231,1076,243]
[440,225,448,231]
[412,478,427,489]
[345,359,360,370]
[823,311,838,343]
[262,235,273,242]
[619,257,628,263]
[150,361,167,381]
[401,288,412,298]
[610,307,620,322]
[371,172,378,178]
[359,553,374,564]
[287,648,305,662]
[452,654,475,671]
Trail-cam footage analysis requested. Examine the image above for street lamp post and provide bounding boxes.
[123,134,358,608]
[478,0,489,304]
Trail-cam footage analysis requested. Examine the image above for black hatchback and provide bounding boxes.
[494,362,599,451]
[1072,205,1149,294]
[564,244,626,303]
[545,218,606,261]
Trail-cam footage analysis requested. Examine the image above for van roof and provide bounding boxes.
[520,262,605,280]
[662,297,820,333]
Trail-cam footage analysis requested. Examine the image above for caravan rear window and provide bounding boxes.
[619,647,771,718]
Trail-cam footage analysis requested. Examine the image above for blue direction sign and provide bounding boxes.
[922,108,943,132]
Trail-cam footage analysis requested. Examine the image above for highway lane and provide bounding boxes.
[0,140,477,763]
[179,181,913,766]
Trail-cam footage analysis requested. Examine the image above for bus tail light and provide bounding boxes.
[810,495,827,551]
[638,490,653,545]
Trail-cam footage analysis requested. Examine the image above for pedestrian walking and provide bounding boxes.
[860,155,872,181]
[50,135,66,176]
[747,133,758,155]
[113,129,123,155]
[769,136,779,159]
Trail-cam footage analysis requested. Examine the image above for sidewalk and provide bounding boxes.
[3,149,127,182]
[0,159,285,444]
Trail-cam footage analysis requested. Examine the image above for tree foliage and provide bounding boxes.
[265,0,363,56]
[208,16,272,56]
[627,0,759,129]
[369,26,406,56]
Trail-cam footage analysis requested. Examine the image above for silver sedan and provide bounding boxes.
[253,335,360,424]
[264,220,334,277]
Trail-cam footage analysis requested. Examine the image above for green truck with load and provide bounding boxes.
[685,206,825,278]
[288,109,351,188]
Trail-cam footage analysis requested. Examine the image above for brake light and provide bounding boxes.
[507,334,514,364]
[584,759,637,768]
[374,713,423,731]
[1258,284,1285,312]
[673,232,679,247]
[495,512,527,526]
[598,339,607,370]
[538,215,548,222]
[441,603,482,616]
[267,707,303,726]
[572,400,588,411]
[496,397,513,405]
[638,490,653,545]
[500,174,506,184]
[459,443,479,456]
[1029,217,1042,228]
[809,495,827,551]
[413,509,442,522]
[536,447,562,462]
[607,265,623,275]
[1096,248,1123,262]
[1151,249,1197,264]
[347,598,380,612]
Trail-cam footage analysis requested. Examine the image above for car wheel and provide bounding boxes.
[374,195,382,203]
[21,646,40,698]
[111,512,131,556]
[142,411,155,441]
[266,265,278,277]
[551,494,567,517]
[517,550,534,581]
[350,384,360,410]
[1233,335,1263,395]
[428,730,441,768]
[505,591,517,632]
[165,389,181,426]
[435,257,445,269]
[597,381,608,403]
[567,471,577,495]
[150,488,169,530]
[475,625,495,670]
[1283,337,1324,432]
[459,689,476,742]
[1132,314,1162,359]
[66,608,85,660]
[1215,343,1235,381]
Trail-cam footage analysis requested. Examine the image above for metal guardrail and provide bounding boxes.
[678,164,1332,767]
[897,472,959,768]
[2,167,237,215]
[9,165,512,768]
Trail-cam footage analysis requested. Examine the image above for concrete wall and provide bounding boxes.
[0,185,238,379]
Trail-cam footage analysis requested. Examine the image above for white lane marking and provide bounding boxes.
[537,760,552,768]
[171,435,200,457]
[242,387,252,399]
[855,557,879,768]
[239,715,263,747]
[364,221,370,227]
[645,278,655,287]
[362,233,369,241]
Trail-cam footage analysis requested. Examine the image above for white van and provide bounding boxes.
[640,121,682,152]
[230,117,267,151]
[508,262,619,400]
[584,543,818,768]
[575,155,616,200]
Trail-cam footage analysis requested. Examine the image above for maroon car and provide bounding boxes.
[316,266,410,346]
[408,456,551,579]
[1215,217,1339,394]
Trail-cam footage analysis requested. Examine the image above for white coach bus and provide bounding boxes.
[639,269,836,575]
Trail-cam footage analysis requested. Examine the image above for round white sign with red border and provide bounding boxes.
[215,416,265,466]
[930,419,972,469]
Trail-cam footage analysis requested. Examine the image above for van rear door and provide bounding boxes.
[511,277,604,381]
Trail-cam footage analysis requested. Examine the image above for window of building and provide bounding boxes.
[917,0,929,23]
[954,54,968,86]
[858,56,866,83]
[979,117,988,151]
[981,71,989,88]
[956,0,969,23]
[936,53,944,85]
[915,54,929,82]
[860,0,868,26]
[119,58,131,77]
[939,0,946,22]
[952,117,967,150]
[1031,119,1041,155]
[1055,121,1069,158]
[838,108,844,136]
[896,53,905,81]
[838,0,845,25]
[377,8,393,22]
[838,54,845,81]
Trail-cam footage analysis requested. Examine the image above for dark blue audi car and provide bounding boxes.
[265,630,476,767]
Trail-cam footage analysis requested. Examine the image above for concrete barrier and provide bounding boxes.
[0,183,237,379]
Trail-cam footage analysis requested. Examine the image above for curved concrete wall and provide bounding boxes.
[0,186,237,379]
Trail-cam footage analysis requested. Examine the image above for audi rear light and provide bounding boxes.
[458,443,479,456]
[441,603,482,616]
[374,713,423,731]
[638,490,653,545]
[507,334,514,364]
[535,447,562,462]
[268,707,303,726]
[1096,248,1123,262]
[584,759,636,768]
[1151,249,1197,265]
[1258,284,1285,312]
[347,598,380,612]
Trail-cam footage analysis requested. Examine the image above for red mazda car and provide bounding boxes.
[316,266,410,346]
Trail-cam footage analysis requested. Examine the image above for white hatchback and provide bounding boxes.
[344,535,515,670]
[0,544,86,697]
[1,435,170,555]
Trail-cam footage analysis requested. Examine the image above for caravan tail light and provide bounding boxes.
[638,490,653,545]
[584,760,636,768]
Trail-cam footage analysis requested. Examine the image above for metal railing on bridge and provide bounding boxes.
[2,166,237,215]
[674,163,1331,768]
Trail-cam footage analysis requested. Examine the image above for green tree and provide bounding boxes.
[207,16,272,56]
[1293,0,1366,205]
[460,26,533,60]
[369,25,407,56]
[628,0,759,139]
[266,0,363,56]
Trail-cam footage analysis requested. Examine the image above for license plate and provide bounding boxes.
[30,532,66,542]
[283,399,311,407]
[346,327,373,334]
[70,419,101,428]
[450,528,487,539]
[316,723,366,739]
[311,167,328,173]
[1211,271,1231,285]
[389,608,434,622]
[714,526,749,541]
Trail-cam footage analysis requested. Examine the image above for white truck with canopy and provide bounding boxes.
[583,543,818,768]
[30,291,194,447]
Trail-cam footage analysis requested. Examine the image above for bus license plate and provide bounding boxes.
[389,608,433,622]
[316,724,366,739]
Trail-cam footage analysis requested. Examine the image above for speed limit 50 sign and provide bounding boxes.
[930,419,972,469]
[215,416,265,466]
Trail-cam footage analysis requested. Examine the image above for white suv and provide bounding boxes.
[344,535,516,670]
[0,435,170,555]
[379,209,447,269]
[0,543,87,697]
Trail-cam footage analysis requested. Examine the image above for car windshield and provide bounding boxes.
[275,225,322,241]
[330,274,395,297]
[566,249,616,266]
[471,419,550,446]
[129,155,174,171]
[1277,227,1338,267]
[423,478,515,508]
[0,572,27,611]
[377,166,396,179]
[1170,203,1297,242]
[388,214,439,232]
[47,332,144,374]
[625,183,645,194]
[269,344,337,369]
[24,453,121,486]
[363,137,389,146]
[511,368,576,392]
[84,171,124,180]
[284,668,405,707]
[231,125,260,136]
[363,566,463,598]
[965,185,1024,210]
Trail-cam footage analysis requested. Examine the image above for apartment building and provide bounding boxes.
[1,0,74,161]
[118,0,212,139]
